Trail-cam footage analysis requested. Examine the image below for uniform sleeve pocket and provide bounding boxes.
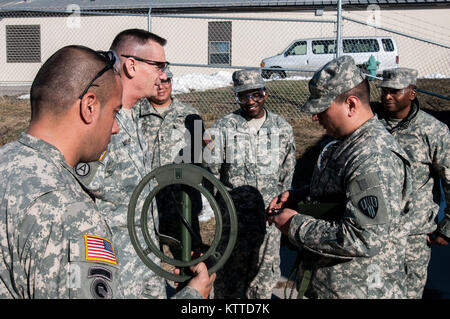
[348,172,389,226]
[68,235,119,299]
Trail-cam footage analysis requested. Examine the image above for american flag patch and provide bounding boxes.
[84,235,117,265]
[203,132,215,150]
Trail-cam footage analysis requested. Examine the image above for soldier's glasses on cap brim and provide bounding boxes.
[235,88,266,104]
[78,50,121,100]
[121,54,170,73]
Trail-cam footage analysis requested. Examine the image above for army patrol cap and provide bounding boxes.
[232,69,265,93]
[301,55,365,114]
[379,67,418,89]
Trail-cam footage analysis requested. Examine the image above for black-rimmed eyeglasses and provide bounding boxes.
[79,50,121,100]
[381,87,412,96]
[121,54,170,73]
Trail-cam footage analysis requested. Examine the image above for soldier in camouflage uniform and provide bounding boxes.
[137,69,207,259]
[0,46,123,298]
[372,67,450,298]
[268,56,413,298]
[75,29,214,299]
[206,69,297,299]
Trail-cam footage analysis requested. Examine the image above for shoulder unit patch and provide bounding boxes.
[358,195,378,219]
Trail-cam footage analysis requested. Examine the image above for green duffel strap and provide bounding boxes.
[297,269,312,299]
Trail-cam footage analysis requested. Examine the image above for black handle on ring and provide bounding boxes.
[127,164,237,283]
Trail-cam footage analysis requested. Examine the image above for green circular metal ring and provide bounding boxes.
[127,164,237,283]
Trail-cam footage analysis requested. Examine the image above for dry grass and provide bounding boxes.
[0,96,30,146]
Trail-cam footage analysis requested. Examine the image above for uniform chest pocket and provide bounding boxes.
[68,235,120,299]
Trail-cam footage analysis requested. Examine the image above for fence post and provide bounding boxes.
[148,7,152,32]
[336,0,342,58]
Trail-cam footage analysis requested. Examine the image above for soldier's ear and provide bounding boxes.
[79,91,100,124]
[408,86,417,101]
[122,58,136,78]
[346,95,358,117]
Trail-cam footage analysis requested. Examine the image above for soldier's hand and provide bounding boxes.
[173,251,216,299]
[184,262,216,299]
[267,208,297,235]
[267,191,291,220]
[427,233,449,246]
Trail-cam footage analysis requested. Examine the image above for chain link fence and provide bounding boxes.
[1,5,449,153]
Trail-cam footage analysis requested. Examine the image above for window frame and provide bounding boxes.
[208,40,231,65]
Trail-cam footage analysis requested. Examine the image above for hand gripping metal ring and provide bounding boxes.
[127,164,237,283]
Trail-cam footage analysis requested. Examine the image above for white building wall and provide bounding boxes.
[0,7,449,84]
[0,15,147,83]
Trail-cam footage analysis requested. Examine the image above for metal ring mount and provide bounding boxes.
[127,164,237,283]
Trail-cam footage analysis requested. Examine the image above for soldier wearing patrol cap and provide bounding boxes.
[206,69,296,298]
[373,67,450,299]
[0,45,123,298]
[267,55,413,298]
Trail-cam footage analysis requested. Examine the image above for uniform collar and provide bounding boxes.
[234,107,272,129]
[18,132,77,176]
[19,132,67,164]
[137,97,175,118]
[332,116,380,160]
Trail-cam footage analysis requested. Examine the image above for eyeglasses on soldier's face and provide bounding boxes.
[78,50,121,100]
[120,54,170,73]
[235,88,266,104]
[381,87,411,96]
[159,78,172,86]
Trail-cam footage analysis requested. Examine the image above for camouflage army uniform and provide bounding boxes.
[207,108,297,299]
[77,101,203,299]
[289,117,412,298]
[138,97,204,169]
[75,103,166,299]
[374,68,450,298]
[137,97,207,257]
[288,56,413,299]
[0,133,121,299]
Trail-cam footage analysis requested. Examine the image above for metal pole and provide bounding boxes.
[181,191,192,269]
[147,7,152,32]
[336,0,342,58]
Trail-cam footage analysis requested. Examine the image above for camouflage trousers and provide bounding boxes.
[112,227,167,299]
[405,234,431,299]
[246,225,282,299]
[214,224,281,299]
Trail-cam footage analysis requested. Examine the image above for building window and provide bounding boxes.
[208,21,231,65]
[6,25,41,63]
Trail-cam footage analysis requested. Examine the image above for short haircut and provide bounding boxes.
[30,45,117,121]
[335,78,370,106]
[110,29,166,54]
